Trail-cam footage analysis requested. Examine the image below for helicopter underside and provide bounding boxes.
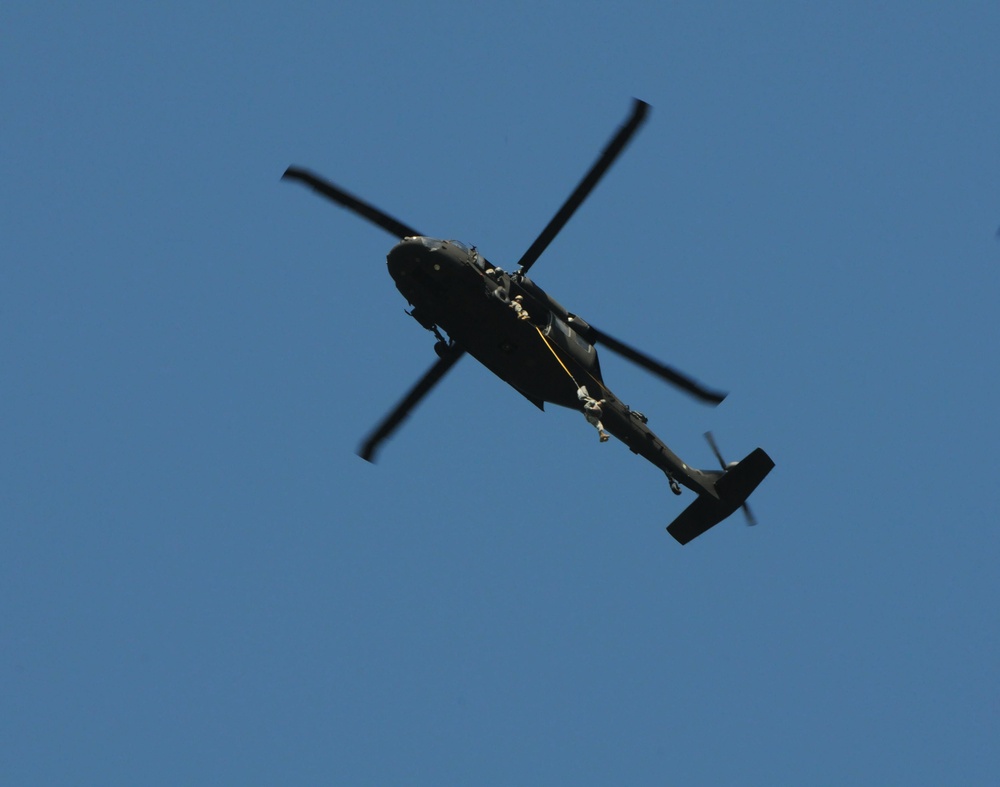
[387,238,593,410]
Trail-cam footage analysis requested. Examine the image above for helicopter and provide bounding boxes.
[283,99,773,545]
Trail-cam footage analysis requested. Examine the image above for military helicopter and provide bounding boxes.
[284,99,773,544]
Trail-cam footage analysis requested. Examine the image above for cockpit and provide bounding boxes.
[447,240,486,271]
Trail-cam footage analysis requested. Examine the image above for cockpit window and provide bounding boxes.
[449,240,486,271]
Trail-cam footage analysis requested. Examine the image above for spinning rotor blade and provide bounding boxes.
[358,345,465,462]
[590,327,727,405]
[704,430,728,469]
[704,431,756,526]
[283,166,422,239]
[514,98,650,275]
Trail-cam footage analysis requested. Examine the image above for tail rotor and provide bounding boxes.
[705,432,757,526]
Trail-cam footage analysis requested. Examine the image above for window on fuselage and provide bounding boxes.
[448,240,485,271]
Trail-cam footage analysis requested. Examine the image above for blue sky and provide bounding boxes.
[4,2,999,784]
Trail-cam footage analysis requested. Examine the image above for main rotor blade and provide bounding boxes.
[358,346,465,462]
[283,166,422,239]
[591,327,727,405]
[514,98,650,275]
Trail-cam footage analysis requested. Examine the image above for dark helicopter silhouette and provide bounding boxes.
[284,99,773,544]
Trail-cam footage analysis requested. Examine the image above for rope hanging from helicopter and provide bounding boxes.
[533,324,615,443]
[534,320,604,397]
[500,277,617,438]
[493,274,590,392]
[533,324,580,388]
[532,324,610,399]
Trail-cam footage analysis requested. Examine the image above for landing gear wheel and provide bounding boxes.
[668,476,681,495]
[434,339,460,360]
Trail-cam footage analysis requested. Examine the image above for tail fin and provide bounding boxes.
[667,448,774,545]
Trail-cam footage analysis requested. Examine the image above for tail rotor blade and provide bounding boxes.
[704,430,727,469]
[705,431,757,526]
[283,166,422,239]
[592,327,727,405]
[358,345,464,462]
[514,99,650,275]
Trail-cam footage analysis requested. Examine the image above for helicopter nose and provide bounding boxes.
[386,236,453,282]
[387,236,430,278]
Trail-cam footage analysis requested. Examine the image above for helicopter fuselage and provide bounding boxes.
[386,235,719,498]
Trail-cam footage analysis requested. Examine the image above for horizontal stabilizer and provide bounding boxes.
[667,448,774,545]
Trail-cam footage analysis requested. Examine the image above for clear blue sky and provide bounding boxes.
[4,2,999,784]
